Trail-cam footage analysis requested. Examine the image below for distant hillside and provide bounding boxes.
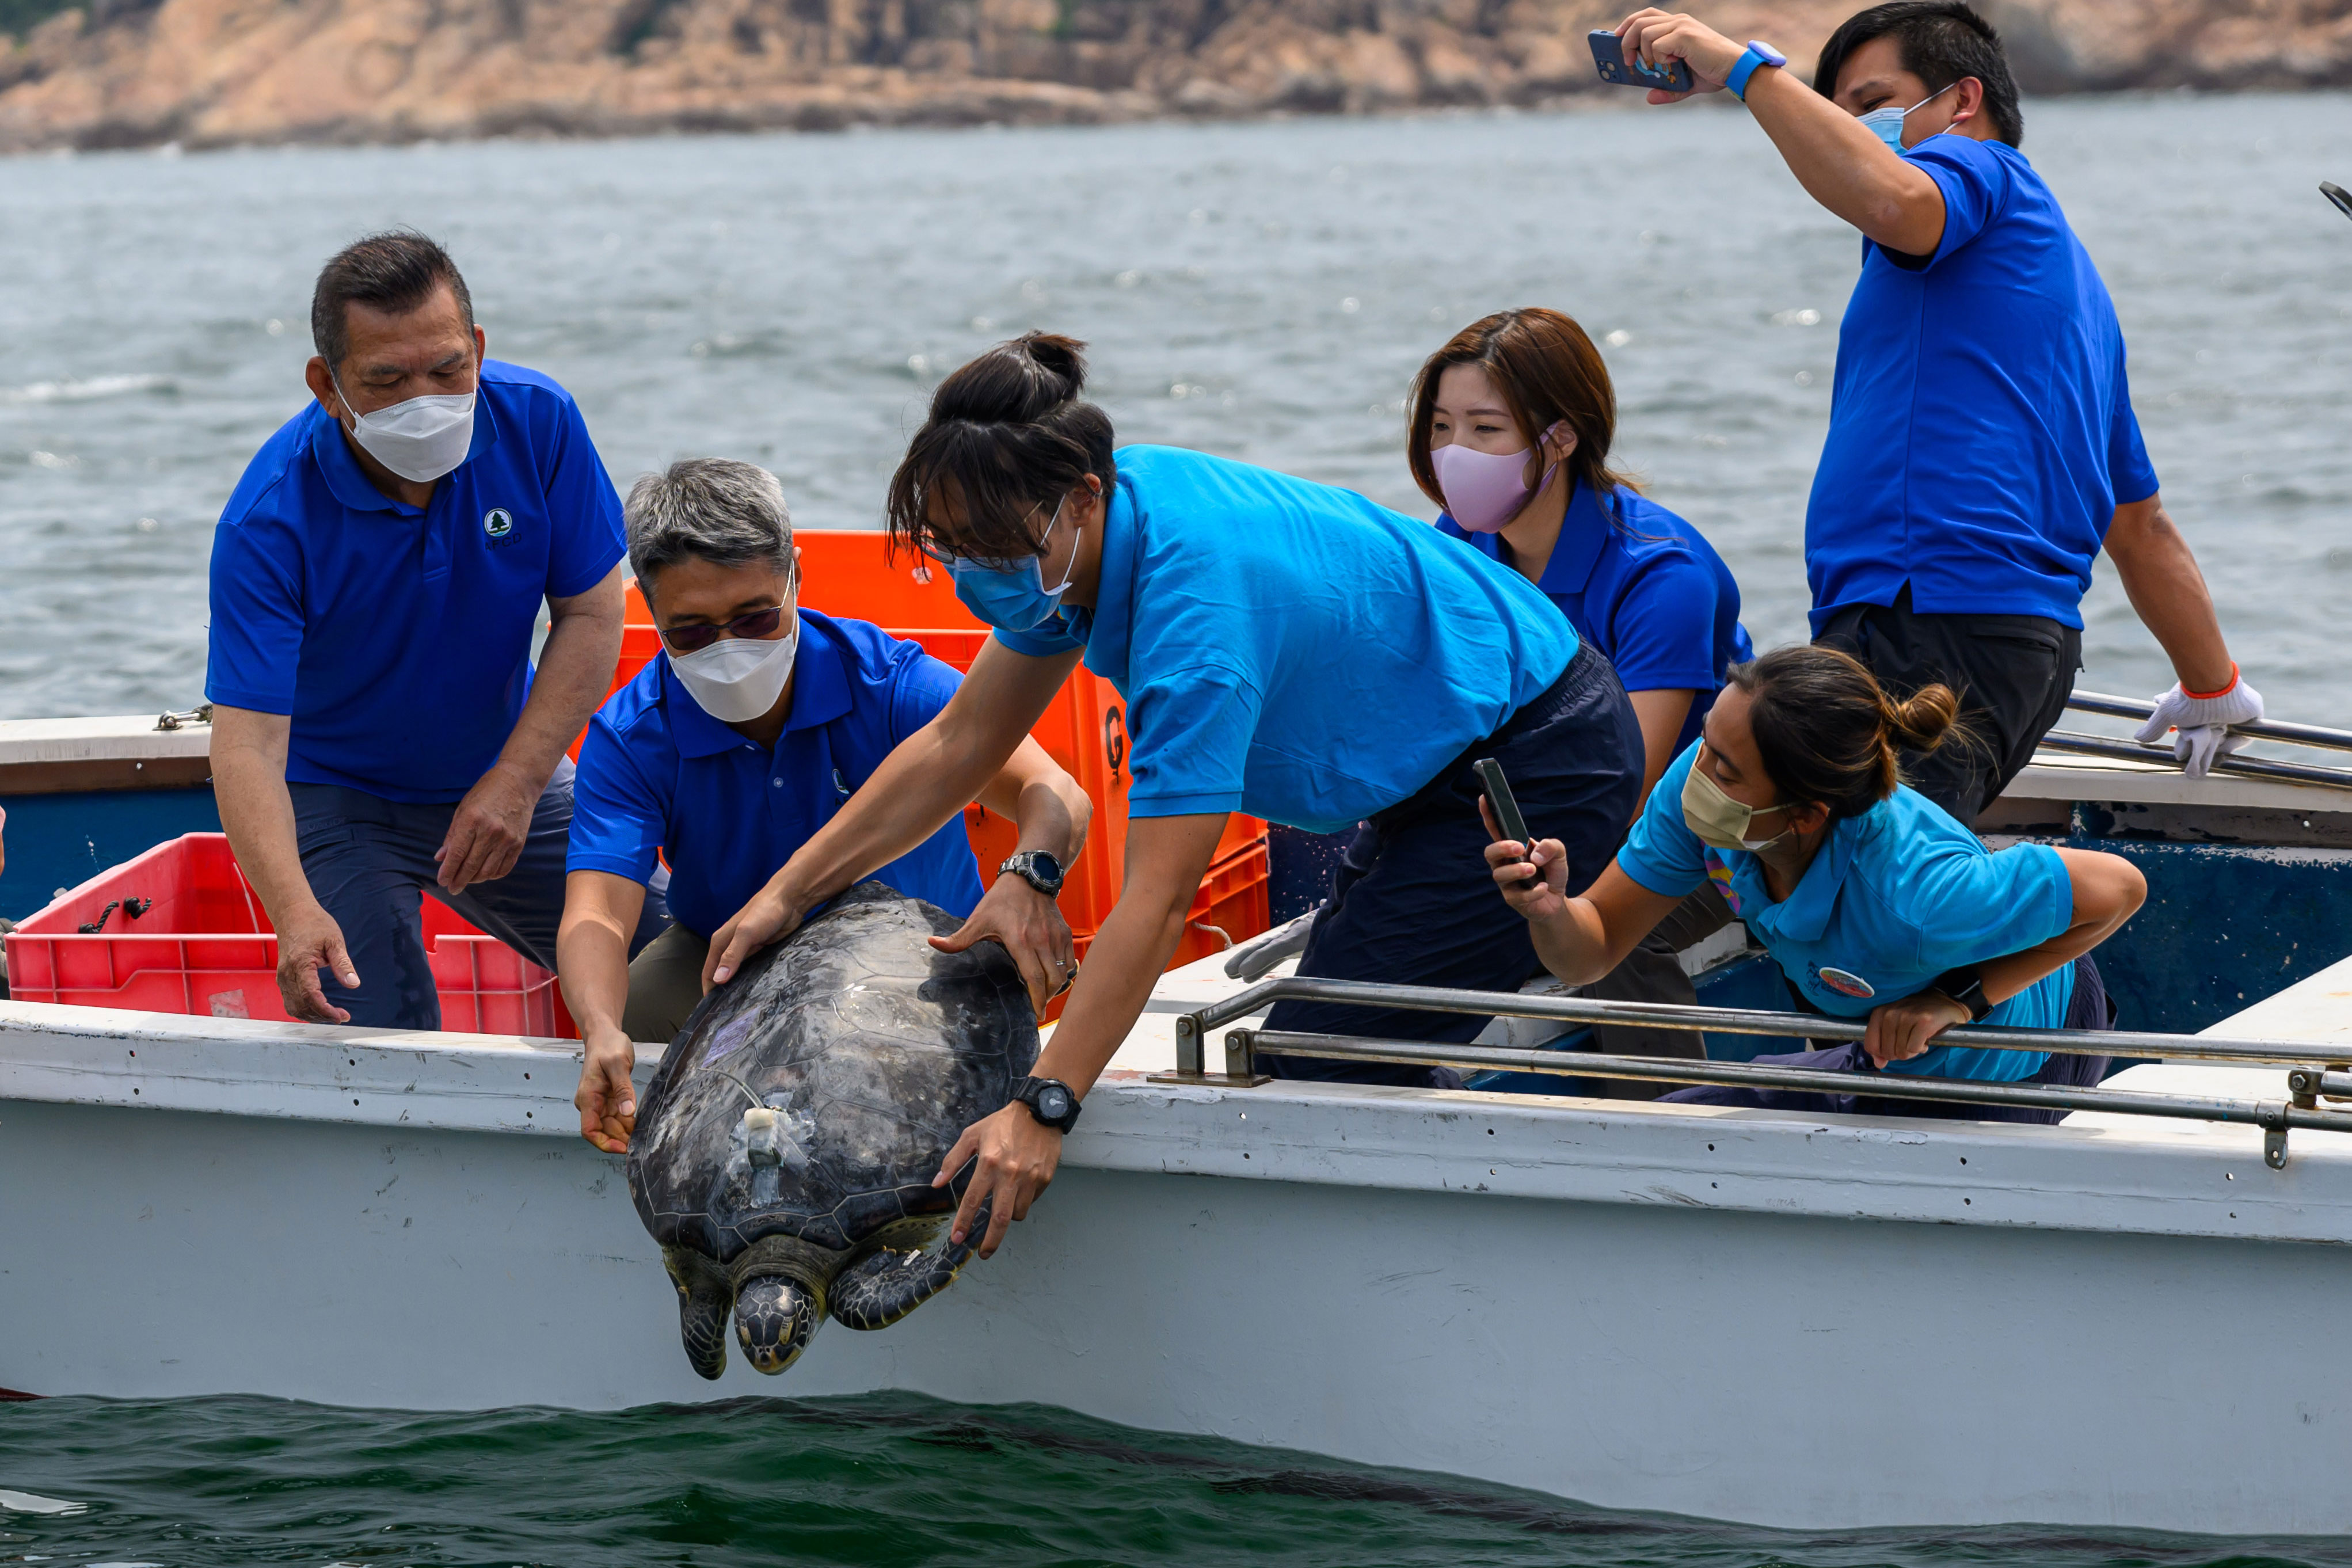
[4,0,2349,153]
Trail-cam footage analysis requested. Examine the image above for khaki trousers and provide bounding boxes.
[622,922,712,1046]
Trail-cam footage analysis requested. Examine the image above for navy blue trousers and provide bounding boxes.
[1261,642,1644,1087]
[1660,955,2114,1125]
[290,760,668,1031]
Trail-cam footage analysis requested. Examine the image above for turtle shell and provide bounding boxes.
[627,882,1040,1265]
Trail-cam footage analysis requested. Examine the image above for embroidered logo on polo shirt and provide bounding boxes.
[483,507,515,542]
[1812,964,1876,999]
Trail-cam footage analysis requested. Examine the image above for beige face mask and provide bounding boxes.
[1680,752,1798,853]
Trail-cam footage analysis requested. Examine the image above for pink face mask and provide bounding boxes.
[1429,423,1567,533]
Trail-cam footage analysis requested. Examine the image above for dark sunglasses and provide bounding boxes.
[659,604,787,654]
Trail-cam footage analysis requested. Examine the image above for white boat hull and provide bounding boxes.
[5,955,2351,1533]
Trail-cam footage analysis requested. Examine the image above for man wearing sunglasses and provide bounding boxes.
[208,231,665,1029]
[561,458,1091,1156]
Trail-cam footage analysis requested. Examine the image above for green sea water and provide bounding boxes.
[0,1392,2345,1568]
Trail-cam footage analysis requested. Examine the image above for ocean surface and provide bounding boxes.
[8,96,2352,1564]
[5,1389,2352,1568]
[5,94,2352,725]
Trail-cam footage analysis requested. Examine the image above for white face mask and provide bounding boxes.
[669,618,800,723]
[332,371,477,484]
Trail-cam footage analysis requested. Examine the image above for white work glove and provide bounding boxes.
[2135,667,2262,778]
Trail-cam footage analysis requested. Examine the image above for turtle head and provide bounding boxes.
[734,1274,823,1374]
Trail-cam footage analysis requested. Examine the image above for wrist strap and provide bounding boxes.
[1727,45,1771,101]
[2181,663,2240,702]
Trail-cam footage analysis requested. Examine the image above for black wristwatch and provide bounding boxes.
[999,850,1065,898]
[1010,1075,1081,1133]
[1931,966,1993,1022]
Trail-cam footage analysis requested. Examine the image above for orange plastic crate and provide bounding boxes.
[6,834,574,1036]
[597,531,1270,953]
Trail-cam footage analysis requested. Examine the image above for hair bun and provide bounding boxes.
[1886,684,1961,752]
[931,332,1089,426]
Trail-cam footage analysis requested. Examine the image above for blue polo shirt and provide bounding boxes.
[206,361,626,802]
[1618,745,2076,1082]
[996,445,1575,835]
[568,610,985,938]
[1806,134,2161,633]
[1439,481,1752,755]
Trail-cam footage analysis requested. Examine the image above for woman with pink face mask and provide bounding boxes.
[1413,307,1753,1092]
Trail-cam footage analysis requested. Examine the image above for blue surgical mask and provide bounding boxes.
[1857,80,1956,151]
[947,495,1078,633]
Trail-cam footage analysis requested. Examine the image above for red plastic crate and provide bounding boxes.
[5,834,574,1037]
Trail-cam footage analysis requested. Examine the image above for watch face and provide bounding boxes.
[1037,1084,1072,1122]
[1032,852,1063,883]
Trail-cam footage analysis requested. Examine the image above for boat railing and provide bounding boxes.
[1154,977,2352,1169]
[2042,691,2352,790]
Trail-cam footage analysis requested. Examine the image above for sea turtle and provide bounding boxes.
[626,881,1038,1377]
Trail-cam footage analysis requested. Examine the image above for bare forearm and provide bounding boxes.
[1526,899,1624,987]
[557,880,641,1040]
[2104,500,2233,692]
[1030,877,1193,1096]
[1742,67,1944,252]
[211,733,317,922]
[501,605,622,790]
[975,744,1091,865]
[778,722,1006,908]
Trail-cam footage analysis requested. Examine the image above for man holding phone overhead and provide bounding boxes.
[1604,1,2258,824]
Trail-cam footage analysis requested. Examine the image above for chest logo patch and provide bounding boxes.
[1815,965,1877,1000]
[483,507,515,540]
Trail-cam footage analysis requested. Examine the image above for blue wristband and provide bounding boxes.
[1727,40,1786,101]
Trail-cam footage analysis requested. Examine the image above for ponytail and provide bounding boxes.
[1727,646,1971,820]
[886,332,1118,565]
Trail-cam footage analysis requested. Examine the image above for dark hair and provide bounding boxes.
[1725,645,1966,820]
[1813,0,2023,147]
[885,333,1118,566]
[309,230,475,370]
[1407,309,1637,513]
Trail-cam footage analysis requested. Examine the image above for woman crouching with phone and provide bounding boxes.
[1482,645,2147,1120]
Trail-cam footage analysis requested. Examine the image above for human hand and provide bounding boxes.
[931,1101,1063,1259]
[275,899,361,1023]
[1481,796,1571,923]
[703,878,807,990]
[2136,668,2262,779]
[930,876,1076,1013]
[575,1026,638,1154]
[436,762,539,894]
[1615,8,1742,101]
[1864,990,1969,1067]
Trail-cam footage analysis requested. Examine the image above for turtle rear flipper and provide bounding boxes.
[829,1200,991,1330]
[663,1247,733,1381]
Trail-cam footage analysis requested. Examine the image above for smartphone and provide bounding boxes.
[1589,29,1694,93]
[1474,758,1540,892]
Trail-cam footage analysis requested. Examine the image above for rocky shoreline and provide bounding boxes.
[4,0,2350,154]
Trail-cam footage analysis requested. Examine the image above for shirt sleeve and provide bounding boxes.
[1906,841,2075,973]
[885,646,964,744]
[1125,663,1263,819]
[2106,354,2161,507]
[1604,551,1724,693]
[1613,744,1710,897]
[204,516,306,716]
[565,713,667,884]
[1886,135,2012,272]
[539,393,627,600]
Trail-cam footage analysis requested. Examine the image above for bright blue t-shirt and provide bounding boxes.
[1806,134,2161,633]
[1616,745,2076,1082]
[206,361,627,803]
[567,610,985,939]
[1438,481,1752,756]
[996,446,1575,834]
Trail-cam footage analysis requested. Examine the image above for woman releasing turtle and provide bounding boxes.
[700,332,1641,1258]
[1482,645,2147,1117]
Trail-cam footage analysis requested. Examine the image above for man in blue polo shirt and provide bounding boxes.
[560,458,1090,1155]
[1613,1,2260,822]
[207,231,663,1029]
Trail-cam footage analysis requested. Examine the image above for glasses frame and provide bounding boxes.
[656,566,800,654]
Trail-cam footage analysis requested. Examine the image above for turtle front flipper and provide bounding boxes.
[829,1200,991,1331]
[734,1275,823,1373]
[663,1247,733,1381]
